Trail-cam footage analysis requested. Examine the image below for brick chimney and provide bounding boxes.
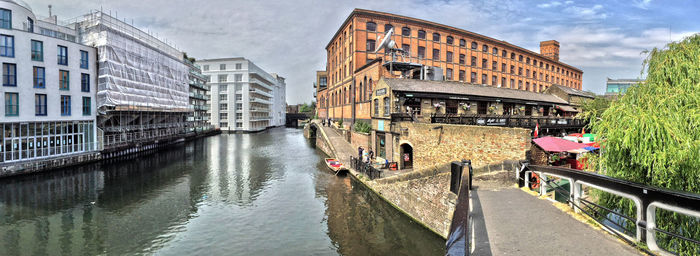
[540,40,560,61]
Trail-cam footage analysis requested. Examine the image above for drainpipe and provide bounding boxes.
[351,77,356,127]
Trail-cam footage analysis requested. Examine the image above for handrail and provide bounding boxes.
[429,114,586,128]
[446,160,473,256]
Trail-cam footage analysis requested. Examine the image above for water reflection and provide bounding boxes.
[0,128,443,255]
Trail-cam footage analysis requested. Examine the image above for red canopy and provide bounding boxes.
[533,137,587,152]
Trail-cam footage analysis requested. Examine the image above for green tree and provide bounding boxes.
[592,35,700,255]
[579,96,611,126]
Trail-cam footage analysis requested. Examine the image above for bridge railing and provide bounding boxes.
[519,163,700,255]
[446,160,473,256]
[349,156,383,180]
[430,114,586,128]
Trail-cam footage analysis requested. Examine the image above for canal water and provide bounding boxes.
[0,128,444,255]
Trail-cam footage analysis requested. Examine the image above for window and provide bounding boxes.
[236,113,242,119]
[2,63,15,86]
[526,82,530,91]
[0,34,13,57]
[459,70,465,81]
[218,74,227,82]
[470,72,476,83]
[401,44,410,53]
[546,63,549,69]
[492,47,498,55]
[481,74,487,84]
[235,63,242,69]
[0,8,10,29]
[471,56,476,66]
[220,103,228,110]
[31,40,42,61]
[492,75,497,85]
[417,30,426,39]
[374,98,379,115]
[366,22,376,31]
[383,97,390,116]
[501,63,506,72]
[384,24,393,32]
[432,33,440,42]
[401,27,410,36]
[5,92,18,116]
[57,45,67,65]
[60,95,71,116]
[220,84,228,91]
[526,57,530,64]
[220,64,226,70]
[532,71,537,78]
[234,74,242,82]
[482,58,487,68]
[59,70,69,90]
[203,65,209,71]
[502,50,507,57]
[459,54,465,64]
[533,59,537,66]
[518,80,523,89]
[236,94,242,101]
[236,123,242,128]
[459,39,466,47]
[33,66,44,88]
[518,67,522,75]
[446,36,454,44]
[446,51,453,62]
[80,50,88,69]
[501,77,506,87]
[236,103,242,110]
[482,44,488,52]
[417,46,425,58]
[492,61,497,70]
[81,73,90,92]
[446,68,453,80]
[35,94,47,116]
[82,97,91,116]
[219,113,228,120]
[510,65,515,74]
[510,79,514,88]
[471,42,477,50]
[366,39,375,52]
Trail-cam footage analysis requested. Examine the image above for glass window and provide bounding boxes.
[459,70,465,81]
[384,24,393,32]
[383,97,390,116]
[482,58,487,68]
[459,39,466,47]
[235,63,242,69]
[471,42,477,50]
[59,70,69,90]
[81,73,90,92]
[33,66,45,88]
[27,17,33,32]
[482,44,488,52]
[4,92,18,116]
[446,36,453,44]
[401,27,410,36]
[492,47,498,55]
[218,74,227,82]
[61,95,71,116]
[82,97,91,116]
[220,64,226,70]
[401,44,410,53]
[432,49,439,60]
[0,34,13,57]
[203,65,209,71]
[471,56,476,66]
[481,74,487,84]
[35,94,47,116]
[31,40,43,61]
[366,22,376,31]
[57,45,68,65]
[446,68,453,80]
[80,50,88,69]
[0,8,10,29]
[446,51,453,62]
[417,30,426,39]
[2,63,15,86]
[374,99,379,115]
[470,72,476,83]
[234,74,242,82]
[417,46,425,58]
[366,39,375,52]
[492,61,497,70]
[459,54,465,64]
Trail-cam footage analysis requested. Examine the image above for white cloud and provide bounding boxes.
[634,0,653,9]
[537,1,562,8]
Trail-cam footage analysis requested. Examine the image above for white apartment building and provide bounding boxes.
[198,57,286,132]
[0,0,98,164]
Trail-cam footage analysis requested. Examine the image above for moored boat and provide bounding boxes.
[325,158,348,175]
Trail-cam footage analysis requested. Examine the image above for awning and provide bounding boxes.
[533,136,587,152]
[556,105,579,112]
[567,148,591,154]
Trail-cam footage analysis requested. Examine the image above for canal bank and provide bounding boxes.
[306,120,528,239]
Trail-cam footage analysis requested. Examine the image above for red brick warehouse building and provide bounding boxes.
[315,9,583,125]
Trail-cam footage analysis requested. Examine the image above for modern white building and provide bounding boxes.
[0,0,98,164]
[197,57,286,132]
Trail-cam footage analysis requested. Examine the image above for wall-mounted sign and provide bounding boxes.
[378,120,385,131]
[376,88,387,96]
[449,96,469,100]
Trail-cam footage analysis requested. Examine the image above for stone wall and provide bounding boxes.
[304,123,335,158]
[350,131,370,151]
[398,122,530,171]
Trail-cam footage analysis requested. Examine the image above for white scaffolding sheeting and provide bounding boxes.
[76,11,189,113]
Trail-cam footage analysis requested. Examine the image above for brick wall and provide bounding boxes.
[350,131,370,150]
[398,122,530,171]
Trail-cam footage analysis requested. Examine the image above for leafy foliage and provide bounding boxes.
[353,121,372,134]
[579,96,611,126]
[592,34,700,255]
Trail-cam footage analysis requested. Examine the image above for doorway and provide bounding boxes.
[400,143,413,169]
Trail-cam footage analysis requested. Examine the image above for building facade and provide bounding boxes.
[606,78,643,96]
[185,57,211,133]
[74,11,190,150]
[0,0,98,164]
[198,57,285,132]
[317,8,584,126]
[314,70,328,118]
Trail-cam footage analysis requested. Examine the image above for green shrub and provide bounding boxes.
[354,121,371,133]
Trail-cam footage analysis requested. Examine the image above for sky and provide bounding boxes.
[29,0,700,104]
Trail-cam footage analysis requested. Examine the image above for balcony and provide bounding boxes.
[249,88,272,97]
[189,92,209,100]
[428,114,587,129]
[193,105,210,111]
[249,97,271,105]
[250,107,270,112]
[250,116,272,121]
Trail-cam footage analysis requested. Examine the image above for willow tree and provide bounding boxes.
[591,34,700,254]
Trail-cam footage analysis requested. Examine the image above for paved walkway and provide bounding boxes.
[472,187,641,255]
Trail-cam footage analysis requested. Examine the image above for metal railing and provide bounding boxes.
[519,163,700,255]
[430,114,586,128]
[350,156,383,180]
[446,160,474,256]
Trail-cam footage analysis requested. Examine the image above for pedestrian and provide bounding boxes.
[358,146,364,159]
[362,149,369,163]
[368,148,374,163]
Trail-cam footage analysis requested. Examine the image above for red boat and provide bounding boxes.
[325,158,348,175]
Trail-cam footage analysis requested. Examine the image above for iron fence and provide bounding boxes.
[430,114,586,128]
[350,156,383,180]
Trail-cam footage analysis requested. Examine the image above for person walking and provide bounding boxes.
[368,148,374,163]
[358,146,364,159]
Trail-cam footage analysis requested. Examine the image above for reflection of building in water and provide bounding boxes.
[0,145,209,255]
[321,176,444,255]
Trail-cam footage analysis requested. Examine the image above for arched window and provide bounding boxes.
[402,27,411,36]
[432,33,440,42]
[369,78,373,94]
[526,57,530,64]
[359,82,364,101]
[374,99,379,116]
[482,44,488,52]
[502,49,507,57]
[471,42,478,50]
[446,36,454,45]
[384,24,393,32]
[366,22,376,31]
[364,76,368,101]
[492,47,498,55]
[417,30,426,39]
